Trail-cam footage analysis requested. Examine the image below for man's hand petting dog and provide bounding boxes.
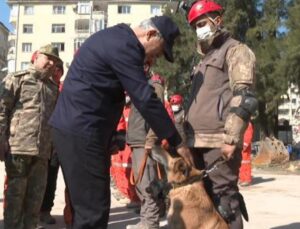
[176,145,195,167]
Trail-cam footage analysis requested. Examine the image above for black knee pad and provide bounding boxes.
[217,195,236,223]
[216,193,249,223]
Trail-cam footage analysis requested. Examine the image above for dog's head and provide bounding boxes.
[167,157,204,184]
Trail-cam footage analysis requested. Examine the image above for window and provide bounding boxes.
[292,98,297,104]
[22,43,32,52]
[78,2,91,14]
[7,59,15,73]
[52,42,65,52]
[75,19,89,33]
[24,5,34,15]
[53,5,66,14]
[23,24,33,33]
[21,62,30,70]
[52,24,65,33]
[11,5,19,17]
[150,5,161,15]
[278,109,289,115]
[118,5,131,14]
[93,19,105,32]
[74,38,86,53]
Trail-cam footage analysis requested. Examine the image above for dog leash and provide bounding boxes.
[203,157,227,177]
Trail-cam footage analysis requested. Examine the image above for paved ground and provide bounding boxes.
[0,162,299,229]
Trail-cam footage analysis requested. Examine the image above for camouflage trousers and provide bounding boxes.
[4,154,48,229]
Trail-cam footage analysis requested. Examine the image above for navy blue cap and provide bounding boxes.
[150,15,180,63]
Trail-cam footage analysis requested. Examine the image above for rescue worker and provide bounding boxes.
[184,1,257,228]
[40,62,64,225]
[170,94,185,141]
[49,16,193,228]
[126,67,166,229]
[239,121,254,187]
[110,94,140,203]
[0,44,61,229]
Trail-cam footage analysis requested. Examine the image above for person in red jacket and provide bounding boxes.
[239,122,254,186]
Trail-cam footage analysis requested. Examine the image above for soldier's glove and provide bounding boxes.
[221,143,236,161]
[176,145,195,167]
[0,139,9,161]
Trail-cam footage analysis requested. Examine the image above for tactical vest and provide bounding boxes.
[185,36,239,135]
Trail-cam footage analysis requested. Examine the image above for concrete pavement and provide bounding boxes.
[0,163,299,229]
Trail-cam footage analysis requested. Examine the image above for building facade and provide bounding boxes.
[0,22,9,80]
[278,84,300,143]
[7,0,107,73]
[6,0,176,75]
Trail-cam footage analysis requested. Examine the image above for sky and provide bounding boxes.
[0,0,13,31]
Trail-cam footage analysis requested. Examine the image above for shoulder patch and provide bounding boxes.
[12,70,29,78]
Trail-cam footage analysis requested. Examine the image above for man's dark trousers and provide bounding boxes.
[40,153,59,212]
[52,128,111,229]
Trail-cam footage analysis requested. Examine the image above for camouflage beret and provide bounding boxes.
[39,44,61,61]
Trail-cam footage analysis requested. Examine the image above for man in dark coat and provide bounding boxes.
[49,16,193,229]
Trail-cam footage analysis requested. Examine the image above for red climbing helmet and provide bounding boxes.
[188,0,223,25]
[170,94,183,105]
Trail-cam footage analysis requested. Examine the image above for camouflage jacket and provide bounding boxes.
[185,32,256,148]
[0,67,58,159]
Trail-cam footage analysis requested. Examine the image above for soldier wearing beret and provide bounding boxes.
[0,44,61,229]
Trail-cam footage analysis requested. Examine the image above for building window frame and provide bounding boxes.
[24,5,34,15]
[92,19,105,33]
[74,37,86,53]
[118,5,131,14]
[21,62,30,70]
[22,43,32,53]
[52,42,65,52]
[75,19,90,33]
[78,2,91,14]
[23,24,33,33]
[53,5,66,14]
[52,24,65,33]
[150,5,161,15]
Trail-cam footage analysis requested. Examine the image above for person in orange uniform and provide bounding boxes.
[111,94,140,204]
[239,122,254,186]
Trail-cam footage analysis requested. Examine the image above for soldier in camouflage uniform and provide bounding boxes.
[0,44,61,229]
[184,1,257,229]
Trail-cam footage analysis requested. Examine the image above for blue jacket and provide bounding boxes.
[49,23,182,149]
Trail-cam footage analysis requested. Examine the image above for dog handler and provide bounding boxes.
[184,1,257,228]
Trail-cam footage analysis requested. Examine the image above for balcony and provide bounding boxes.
[75,19,90,34]
[7,46,16,61]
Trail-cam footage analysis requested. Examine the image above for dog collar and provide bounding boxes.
[170,174,204,189]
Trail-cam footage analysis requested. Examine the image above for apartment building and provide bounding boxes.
[278,84,300,125]
[7,0,107,73]
[0,22,9,80]
[6,0,177,74]
[278,84,300,143]
[107,0,176,27]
